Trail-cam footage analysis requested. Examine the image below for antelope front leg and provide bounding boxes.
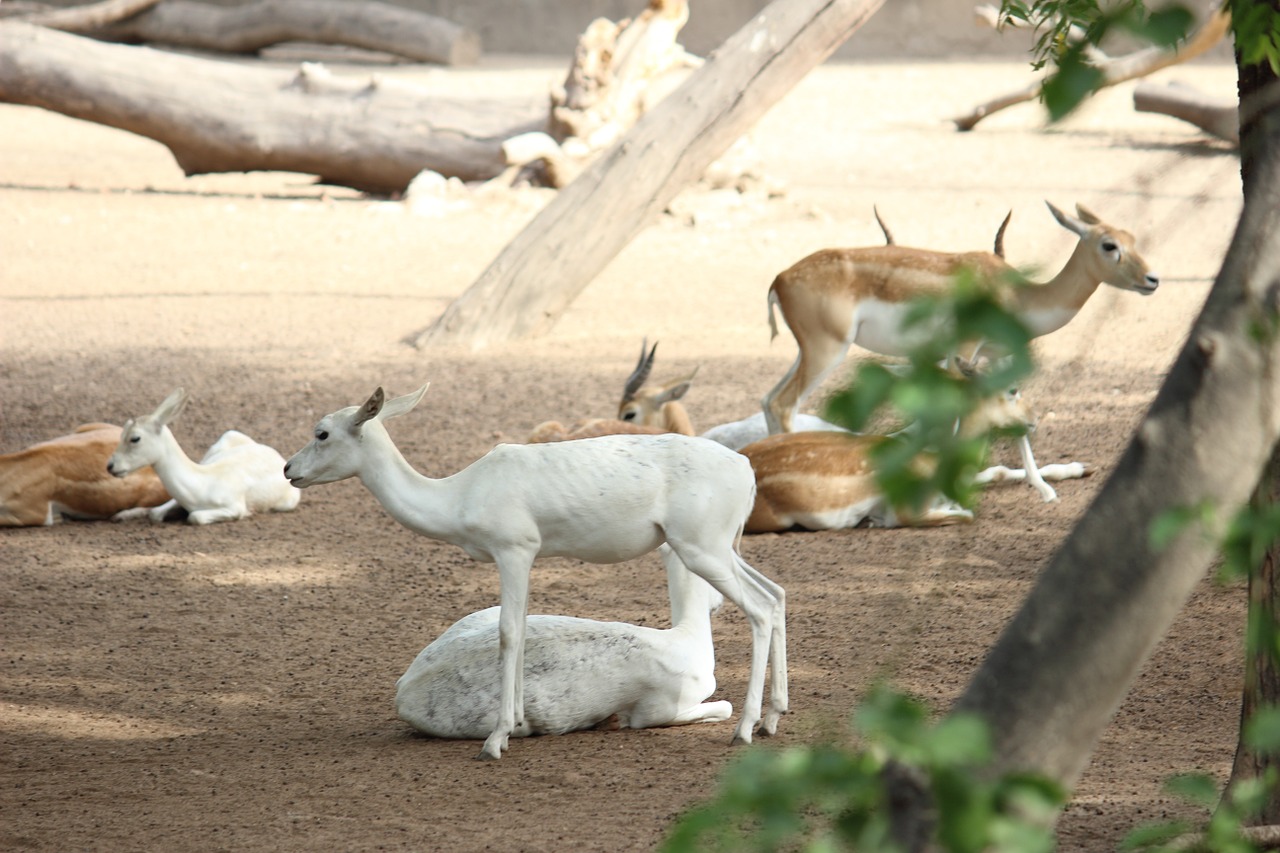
[1017,434,1058,502]
[480,559,531,761]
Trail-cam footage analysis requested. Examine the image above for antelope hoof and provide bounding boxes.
[475,748,501,761]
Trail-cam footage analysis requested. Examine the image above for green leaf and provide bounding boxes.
[1136,5,1195,47]
[1042,52,1105,121]
[1244,706,1280,753]
[1164,772,1221,809]
[1120,819,1193,851]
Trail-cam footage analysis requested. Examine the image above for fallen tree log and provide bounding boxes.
[410,0,886,350]
[16,0,162,32]
[0,21,542,192]
[1134,79,1239,144]
[7,0,479,65]
[90,0,480,66]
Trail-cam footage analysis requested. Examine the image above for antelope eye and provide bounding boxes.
[129,435,140,444]
[621,411,636,421]
[316,430,329,441]
[1101,239,1118,253]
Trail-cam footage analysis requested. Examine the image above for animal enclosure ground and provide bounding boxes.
[0,55,1247,851]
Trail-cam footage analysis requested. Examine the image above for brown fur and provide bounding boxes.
[0,424,170,526]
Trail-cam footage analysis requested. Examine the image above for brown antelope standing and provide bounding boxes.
[0,423,169,526]
[761,201,1157,500]
[741,384,1087,533]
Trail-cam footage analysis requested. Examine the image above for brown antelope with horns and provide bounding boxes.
[761,201,1157,501]
[527,340,696,443]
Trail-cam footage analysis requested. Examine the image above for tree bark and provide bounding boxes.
[949,95,1280,794]
[0,21,543,193]
[409,0,888,350]
[1225,13,1280,825]
[1134,80,1239,145]
[1226,451,1280,820]
[18,0,161,32]
[87,0,480,66]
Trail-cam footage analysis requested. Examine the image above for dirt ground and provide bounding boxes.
[0,51,1250,852]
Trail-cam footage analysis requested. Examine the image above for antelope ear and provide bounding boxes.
[380,383,430,421]
[1045,200,1088,238]
[352,387,385,431]
[153,388,189,426]
[657,366,700,403]
[1075,203,1102,225]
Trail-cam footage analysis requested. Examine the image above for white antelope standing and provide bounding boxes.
[284,384,787,760]
[0,423,170,527]
[396,547,731,739]
[761,201,1158,500]
[741,385,1086,533]
[108,388,301,525]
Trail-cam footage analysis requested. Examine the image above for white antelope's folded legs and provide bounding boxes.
[1018,434,1058,502]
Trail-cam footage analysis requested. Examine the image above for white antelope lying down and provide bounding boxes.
[0,423,170,527]
[284,384,786,760]
[741,388,1087,533]
[396,547,731,739]
[762,202,1157,500]
[108,389,301,525]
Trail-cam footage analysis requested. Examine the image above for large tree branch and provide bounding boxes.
[90,0,480,66]
[410,0,888,350]
[0,22,542,192]
[17,0,161,32]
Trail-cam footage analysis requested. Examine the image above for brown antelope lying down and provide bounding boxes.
[762,201,1157,501]
[531,339,844,449]
[527,340,697,443]
[0,423,169,526]
[740,387,1087,533]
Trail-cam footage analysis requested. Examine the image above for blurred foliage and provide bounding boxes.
[997,0,1196,118]
[822,268,1034,513]
[662,685,1065,853]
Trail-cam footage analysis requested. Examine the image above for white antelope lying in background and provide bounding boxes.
[531,339,844,449]
[108,389,301,525]
[284,384,786,760]
[741,385,1087,533]
[396,547,731,739]
[761,201,1158,501]
[0,423,170,527]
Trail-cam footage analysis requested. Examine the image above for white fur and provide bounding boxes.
[700,412,847,452]
[284,384,786,760]
[396,548,731,739]
[108,389,300,525]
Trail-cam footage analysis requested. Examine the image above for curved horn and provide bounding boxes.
[622,338,658,400]
[993,209,1012,259]
[873,205,895,245]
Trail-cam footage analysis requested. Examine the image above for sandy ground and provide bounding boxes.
[0,52,1250,851]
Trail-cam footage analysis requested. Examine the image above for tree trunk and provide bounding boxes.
[1225,11,1280,825]
[409,0,888,350]
[88,0,480,66]
[948,96,1280,795]
[1226,451,1280,820]
[0,22,543,193]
